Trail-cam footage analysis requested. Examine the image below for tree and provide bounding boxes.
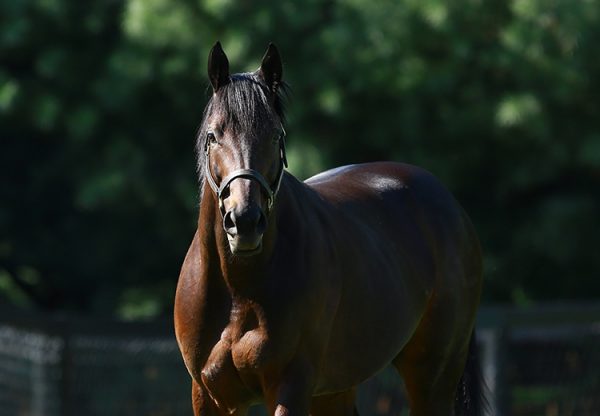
[1,0,598,317]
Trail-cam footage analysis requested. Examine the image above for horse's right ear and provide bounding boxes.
[208,41,230,93]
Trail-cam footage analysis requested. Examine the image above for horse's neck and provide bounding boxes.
[197,180,276,295]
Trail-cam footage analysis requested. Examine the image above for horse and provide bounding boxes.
[174,42,485,416]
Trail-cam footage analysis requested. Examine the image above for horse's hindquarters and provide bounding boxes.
[306,162,483,396]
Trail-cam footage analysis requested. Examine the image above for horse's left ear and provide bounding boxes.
[258,43,283,93]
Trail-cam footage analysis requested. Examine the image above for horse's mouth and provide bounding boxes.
[227,236,263,256]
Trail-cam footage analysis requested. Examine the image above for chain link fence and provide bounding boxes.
[0,313,190,416]
[0,325,63,416]
[478,304,600,416]
[1,304,599,416]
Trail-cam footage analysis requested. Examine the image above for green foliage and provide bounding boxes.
[1,0,598,316]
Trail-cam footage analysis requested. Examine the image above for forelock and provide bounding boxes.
[206,73,285,134]
[195,73,288,194]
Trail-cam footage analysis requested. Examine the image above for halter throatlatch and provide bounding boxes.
[204,127,288,217]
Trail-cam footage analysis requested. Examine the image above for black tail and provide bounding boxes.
[455,330,489,416]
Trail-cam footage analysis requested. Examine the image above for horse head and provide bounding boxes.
[199,42,287,256]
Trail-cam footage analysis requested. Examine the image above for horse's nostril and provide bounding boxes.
[256,210,267,234]
[223,210,237,236]
[224,205,267,237]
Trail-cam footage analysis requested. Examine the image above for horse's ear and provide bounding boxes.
[258,43,283,93]
[208,41,230,93]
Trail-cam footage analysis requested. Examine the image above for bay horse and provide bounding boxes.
[174,42,485,416]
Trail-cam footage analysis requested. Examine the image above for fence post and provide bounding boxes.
[60,329,72,416]
[31,347,45,416]
[494,327,510,416]
[480,327,510,416]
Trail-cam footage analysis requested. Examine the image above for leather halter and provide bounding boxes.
[204,128,288,217]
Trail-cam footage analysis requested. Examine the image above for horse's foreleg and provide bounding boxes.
[192,378,224,416]
[264,360,315,416]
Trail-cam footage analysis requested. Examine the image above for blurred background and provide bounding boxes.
[1,0,599,415]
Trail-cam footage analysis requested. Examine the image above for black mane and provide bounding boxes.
[195,72,288,197]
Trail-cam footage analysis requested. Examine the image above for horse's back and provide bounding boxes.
[306,162,453,210]
[305,162,476,255]
[305,162,470,250]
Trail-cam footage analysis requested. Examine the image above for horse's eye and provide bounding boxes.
[207,132,217,145]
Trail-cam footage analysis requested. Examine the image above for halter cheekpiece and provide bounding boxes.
[204,127,288,216]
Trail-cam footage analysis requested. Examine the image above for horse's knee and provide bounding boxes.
[270,393,311,416]
[274,404,296,416]
[264,358,316,416]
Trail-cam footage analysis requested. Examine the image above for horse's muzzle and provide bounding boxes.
[223,204,267,255]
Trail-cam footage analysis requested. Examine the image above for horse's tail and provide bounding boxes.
[454,330,489,416]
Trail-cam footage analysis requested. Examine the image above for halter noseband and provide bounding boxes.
[204,128,288,216]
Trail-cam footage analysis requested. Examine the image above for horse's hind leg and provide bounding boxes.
[393,304,474,415]
[394,351,466,416]
[309,388,359,416]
